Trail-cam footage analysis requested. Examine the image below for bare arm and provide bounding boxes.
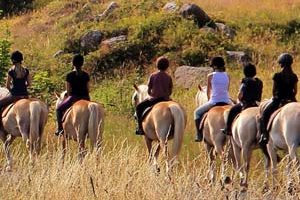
[207,74,212,100]
[294,82,298,96]
[5,74,12,90]
[26,73,32,87]
[66,82,71,96]
[147,76,153,96]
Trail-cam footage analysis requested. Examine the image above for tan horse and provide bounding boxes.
[133,84,187,173]
[230,106,271,189]
[55,92,105,161]
[265,102,300,192]
[195,85,234,184]
[0,88,48,171]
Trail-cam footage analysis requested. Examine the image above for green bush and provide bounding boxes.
[0,39,11,84]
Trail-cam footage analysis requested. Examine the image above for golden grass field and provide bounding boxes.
[1,0,300,199]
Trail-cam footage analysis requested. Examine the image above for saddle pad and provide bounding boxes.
[266,108,282,133]
[2,103,15,118]
[62,107,72,123]
[141,106,154,122]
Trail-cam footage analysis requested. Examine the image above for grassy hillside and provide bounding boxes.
[1,0,300,199]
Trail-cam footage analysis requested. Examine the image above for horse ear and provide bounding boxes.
[133,84,139,91]
[198,84,202,91]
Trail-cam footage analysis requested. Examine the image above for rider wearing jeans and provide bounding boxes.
[222,63,263,135]
[0,51,31,128]
[54,54,90,136]
[135,56,173,135]
[194,56,231,142]
[259,53,298,145]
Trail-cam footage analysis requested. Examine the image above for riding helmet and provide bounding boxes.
[278,53,293,66]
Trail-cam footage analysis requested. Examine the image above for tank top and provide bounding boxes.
[8,67,29,96]
[209,72,230,104]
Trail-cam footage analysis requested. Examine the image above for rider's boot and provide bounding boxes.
[54,110,64,136]
[194,118,203,142]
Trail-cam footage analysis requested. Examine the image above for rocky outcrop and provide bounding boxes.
[101,35,127,48]
[179,3,215,29]
[216,23,236,39]
[174,66,213,89]
[80,30,103,53]
[226,51,251,63]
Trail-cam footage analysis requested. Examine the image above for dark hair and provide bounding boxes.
[72,54,84,69]
[210,56,225,70]
[11,51,23,64]
[156,56,169,70]
[278,53,293,68]
[243,63,256,78]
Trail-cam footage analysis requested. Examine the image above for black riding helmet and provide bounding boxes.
[11,51,23,64]
[210,56,225,70]
[278,53,293,67]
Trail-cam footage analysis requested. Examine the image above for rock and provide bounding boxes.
[174,66,213,89]
[216,22,236,39]
[95,2,119,21]
[162,2,177,12]
[80,30,103,53]
[101,35,127,48]
[179,3,215,29]
[226,51,247,61]
[53,50,64,58]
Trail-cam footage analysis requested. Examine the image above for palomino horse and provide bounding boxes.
[230,106,271,189]
[0,88,48,170]
[195,85,234,183]
[133,84,187,173]
[55,92,105,161]
[264,102,300,191]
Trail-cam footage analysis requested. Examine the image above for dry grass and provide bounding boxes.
[1,0,300,199]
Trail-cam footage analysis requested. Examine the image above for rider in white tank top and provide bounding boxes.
[209,72,230,104]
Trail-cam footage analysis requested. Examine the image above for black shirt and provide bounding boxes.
[240,77,263,103]
[8,67,29,96]
[273,70,298,101]
[66,70,90,97]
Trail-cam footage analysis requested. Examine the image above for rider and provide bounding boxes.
[194,56,231,142]
[135,56,173,135]
[54,54,90,136]
[222,63,263,135]
[0,51,31,127]
[259,53,298,145]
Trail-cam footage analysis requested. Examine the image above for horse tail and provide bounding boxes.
[29,101,42,152]
[88,103,103,149]
[169,104,186,158]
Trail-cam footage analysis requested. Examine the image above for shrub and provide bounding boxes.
[0,39,11,84]
[0,0,33,17]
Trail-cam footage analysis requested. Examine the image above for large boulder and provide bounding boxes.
[216,23,236,39]
[226,51,251,64]
[101,35,127,48]
[179,3,215,28]
[174,66,213,89]
[80,30,103,53]
[162,2,177,12]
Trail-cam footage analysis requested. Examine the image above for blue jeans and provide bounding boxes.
[194,102,215,120]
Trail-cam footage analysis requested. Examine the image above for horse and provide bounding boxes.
[0,87,48,171]
[195,85,234,184]
[55,91,105,161]
[230,106,271,190]
[132,84,187,173]
[264,102,300,192]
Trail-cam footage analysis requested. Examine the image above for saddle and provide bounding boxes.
[1,103,15,118]
[198,102,229,133]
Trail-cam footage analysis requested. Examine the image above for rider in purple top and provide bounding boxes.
[54,54,90,136]
[135,56,173,135]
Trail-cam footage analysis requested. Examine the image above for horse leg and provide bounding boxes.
[241,145,252,189]
[267,142,278,190]
[205,143,216,184]
[232,141,242,185]
[4,135,15,171]
[287,144,299,194]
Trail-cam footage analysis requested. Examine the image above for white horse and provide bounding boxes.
[55,91,105,161]
[133,84,187,173]
[265,102,300,192]
[0,87,48,170]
